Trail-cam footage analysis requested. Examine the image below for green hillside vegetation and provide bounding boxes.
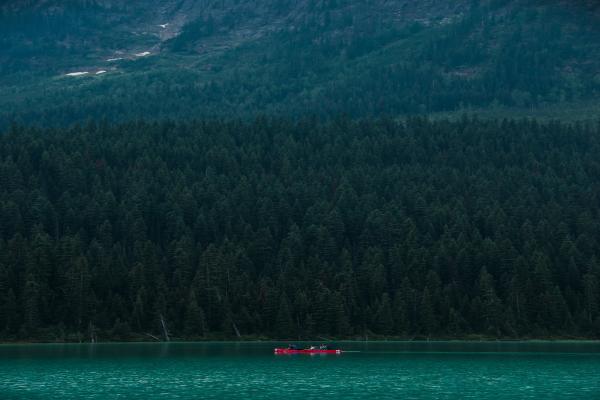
[2,1,600,342]
[0,117,599,341]
[1,1,600,127]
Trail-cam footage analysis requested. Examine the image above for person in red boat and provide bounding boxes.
[274,344,341,354]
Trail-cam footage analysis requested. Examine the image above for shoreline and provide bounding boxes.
[1,337,599,345]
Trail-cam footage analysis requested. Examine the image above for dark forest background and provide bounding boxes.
[0,117,599,341]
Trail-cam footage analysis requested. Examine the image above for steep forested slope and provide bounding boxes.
[1,0,600,126]
[2,0,600,342]
[1,118,599,341]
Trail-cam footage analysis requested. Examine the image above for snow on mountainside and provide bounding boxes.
[2,0,600,126]
[0,0,473,76]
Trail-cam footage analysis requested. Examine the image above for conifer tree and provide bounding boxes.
[184,292,206,337]
[419,288,437,336]
[478,267,503,335]
[275,295,294,338]
[374,293,394,335]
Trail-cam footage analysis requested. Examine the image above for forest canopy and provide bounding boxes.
[0,117,599,341]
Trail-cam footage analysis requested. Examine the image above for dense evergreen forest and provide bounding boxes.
[0,117,599,341]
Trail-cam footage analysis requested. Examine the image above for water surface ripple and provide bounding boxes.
[0,341,599,399]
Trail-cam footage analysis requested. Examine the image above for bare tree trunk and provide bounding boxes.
[89,322,96,343]
[160,314,170,342]
[145,333,161,341]
[232,321,241,338]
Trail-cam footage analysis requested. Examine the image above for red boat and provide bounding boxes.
[274,347,342,355]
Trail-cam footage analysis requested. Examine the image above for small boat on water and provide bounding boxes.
[274,345,341,355]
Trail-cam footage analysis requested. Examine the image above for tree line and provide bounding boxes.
[0,116,599,341]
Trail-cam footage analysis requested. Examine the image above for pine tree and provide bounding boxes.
[419,288,437,336]
[2,289,17,334]
[398,277,417,332]
[582,272,598,326]
[545,286,569,330]
[374,293,394,335]
[184,292,206,337]
[64,256,92,333]
[22,275,40,336]
[392,294,409,335]
[275,295,294,338]
[478,267,503,335]
[330,291,351,336]
[447,308,464,336]
[0,264,7,331]
[132,288,146,332]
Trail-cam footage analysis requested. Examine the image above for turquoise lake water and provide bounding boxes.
[0,341,599,399]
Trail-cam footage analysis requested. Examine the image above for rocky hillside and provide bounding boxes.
[1,0,471,69]
[1,0,600,126]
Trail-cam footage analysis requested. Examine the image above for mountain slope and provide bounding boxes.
[1,0,600,126]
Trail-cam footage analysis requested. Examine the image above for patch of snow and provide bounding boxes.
[107,57,123,62]
[439,14,463,26]
[159,23,169,29]
[65,72,89,77]
[96,70,107,75]
[135,51,151,57]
